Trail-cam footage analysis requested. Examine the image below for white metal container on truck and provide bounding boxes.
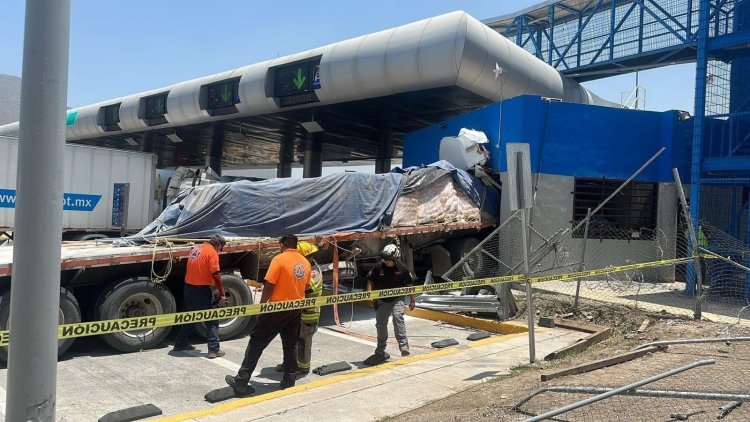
[0,135,157,240]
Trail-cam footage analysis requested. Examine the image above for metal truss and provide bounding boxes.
[484,0,747,81]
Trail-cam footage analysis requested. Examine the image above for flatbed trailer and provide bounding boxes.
[0,220,491,361]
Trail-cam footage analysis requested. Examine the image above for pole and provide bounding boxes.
[574,208,591,312]
[673,168,703,319]
[517,152,535,363]
[689,0,710,231]
[523,360,715,422]
[6,1,71,420]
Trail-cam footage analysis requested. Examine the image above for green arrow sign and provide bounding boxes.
[293,68,306,90]
[220,85,232,104]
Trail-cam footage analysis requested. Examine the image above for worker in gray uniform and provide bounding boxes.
[365,244,416,365]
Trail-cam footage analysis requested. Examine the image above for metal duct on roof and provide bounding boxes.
[0,11,610,140]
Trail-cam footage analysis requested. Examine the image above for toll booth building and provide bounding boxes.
[404,95,694,282]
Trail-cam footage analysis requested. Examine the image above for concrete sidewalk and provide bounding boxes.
[155,327,585,422]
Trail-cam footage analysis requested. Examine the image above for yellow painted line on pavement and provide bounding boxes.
[406,307,528,335]
[154,326,537,421]
[153,347,459,422]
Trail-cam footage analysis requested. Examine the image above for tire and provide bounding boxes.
[449,237,485,277]
[77,233,109,241]
[0,287,81,362]
[196,274,253,340]
[95,277,176,353]
[467,285,496,296]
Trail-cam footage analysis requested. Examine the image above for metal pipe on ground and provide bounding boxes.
[633,337,750,351]
[546,386,749,401]
[520,359,716,422]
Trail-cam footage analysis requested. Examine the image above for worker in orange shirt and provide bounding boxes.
[172,234,227,359]
[225,234,311,395]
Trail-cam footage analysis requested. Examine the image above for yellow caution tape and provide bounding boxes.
[0,256,698,346]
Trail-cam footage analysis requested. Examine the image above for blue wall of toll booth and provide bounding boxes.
[403,95,693,183]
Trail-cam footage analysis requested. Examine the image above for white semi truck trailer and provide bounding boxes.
[0,135,157,240]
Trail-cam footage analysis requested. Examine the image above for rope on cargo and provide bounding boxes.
[331,241,362,331]
[149,237,174,283]
[332,239,341,327]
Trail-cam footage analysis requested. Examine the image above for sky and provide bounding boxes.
[0,0,696,112]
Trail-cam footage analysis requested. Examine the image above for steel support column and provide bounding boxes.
[302,134,322,178]
[207,125,224,176]
[277,134,294,178]
[375,133,394,174]
[687,0,711,296]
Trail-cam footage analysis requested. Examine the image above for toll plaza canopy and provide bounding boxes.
[0,11,612,173]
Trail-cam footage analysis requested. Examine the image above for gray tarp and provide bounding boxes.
[128,162,498,242]
[132,172,404,240]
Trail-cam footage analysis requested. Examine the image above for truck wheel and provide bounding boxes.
[196,274,253,340]
[0,287,81,362]
[450,237,484,277]
[77,233,109,241]
[467,285,496,295]
[95,277,176,353]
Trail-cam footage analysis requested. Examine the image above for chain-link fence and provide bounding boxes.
[435,214,750,420]
[439,207,750,325]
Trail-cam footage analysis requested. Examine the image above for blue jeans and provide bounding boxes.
[174,284,220,352]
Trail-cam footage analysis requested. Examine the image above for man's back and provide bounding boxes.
[185,243,219,286]
[265,249,311,302]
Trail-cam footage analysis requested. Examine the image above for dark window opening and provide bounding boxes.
[206,80,239,110]
[141,92,169,126]
[100,103,122,132]
[572,177,659,240]
[201,78,241,117]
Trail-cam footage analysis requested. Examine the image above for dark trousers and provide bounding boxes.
[237,309,301,384]
[174,284,219,352]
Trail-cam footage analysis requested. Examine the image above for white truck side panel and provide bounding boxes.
[0,136,156,232]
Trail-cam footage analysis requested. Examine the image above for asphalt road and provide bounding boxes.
[0,297,497,421]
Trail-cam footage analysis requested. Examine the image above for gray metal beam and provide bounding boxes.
[6,0,71,420]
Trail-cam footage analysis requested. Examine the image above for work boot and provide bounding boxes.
[364,351,390,366]
[280,374,296,389]
[207,349,225,359]
[275,363,310,376]
[172,344,196,352]
[225,375,254,396]
[399,344,410,356]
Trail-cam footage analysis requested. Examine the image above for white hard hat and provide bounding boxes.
[380,244,401,260]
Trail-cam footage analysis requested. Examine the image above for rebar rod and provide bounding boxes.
[634,337,750,351]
